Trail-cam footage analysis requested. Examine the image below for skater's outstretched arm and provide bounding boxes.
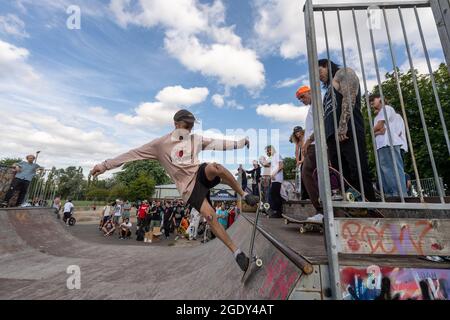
[90,139,160,177]
[200,136,249,151]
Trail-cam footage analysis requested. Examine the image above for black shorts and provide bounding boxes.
[187,163,221,212]
[63,212,71,221]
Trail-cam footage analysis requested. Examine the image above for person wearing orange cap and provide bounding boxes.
[296,85,323,222]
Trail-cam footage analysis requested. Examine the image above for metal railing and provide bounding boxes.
[411,177,446,197]
[24,169,58,207]
[304,0,450,299]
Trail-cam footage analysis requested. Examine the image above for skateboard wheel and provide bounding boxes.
[299,226,306,234]
[255,259,263,267]
[345,192,355,202]
[263,203,270,210]
[284,219,289,225]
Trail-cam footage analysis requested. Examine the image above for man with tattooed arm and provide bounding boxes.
[317,59,376,202]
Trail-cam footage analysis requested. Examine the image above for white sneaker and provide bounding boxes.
[307,213,324,223]
[426,256,445,262]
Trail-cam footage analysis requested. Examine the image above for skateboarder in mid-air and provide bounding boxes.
[90,109,259,271]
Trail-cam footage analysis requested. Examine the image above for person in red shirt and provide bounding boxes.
[228,205,236,228]
[137,200,149,228]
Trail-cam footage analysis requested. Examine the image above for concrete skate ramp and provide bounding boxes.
[0,208,311,300]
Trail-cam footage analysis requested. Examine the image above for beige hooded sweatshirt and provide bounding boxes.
[96,129,247,202]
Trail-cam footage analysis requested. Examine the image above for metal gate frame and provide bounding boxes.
[304,0,450,300]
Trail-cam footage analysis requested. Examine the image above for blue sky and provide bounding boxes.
[0,0,444,176]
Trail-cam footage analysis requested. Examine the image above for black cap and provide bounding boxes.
[173,109,197,123]
[293,126,304,133]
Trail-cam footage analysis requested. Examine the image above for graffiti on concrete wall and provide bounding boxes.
[259,254,299,300]
[341,265,450,300]
[338,219,449,256]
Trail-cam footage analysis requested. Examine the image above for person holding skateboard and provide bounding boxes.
[90,109,259,271]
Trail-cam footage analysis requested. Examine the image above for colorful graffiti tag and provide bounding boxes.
[340,266,450,300]
[338,219,448,256]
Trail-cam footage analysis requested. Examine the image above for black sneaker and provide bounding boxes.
[243,194,259,206]
[236,252,249,272]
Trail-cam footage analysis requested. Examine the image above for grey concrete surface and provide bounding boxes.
[0,208,304,299]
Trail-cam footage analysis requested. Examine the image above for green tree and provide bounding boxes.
[283,157,297,180]
[56,166,86,199]
[0,158,22,167]
[364,63,450,187]
[108,183,129,201]
[114,160,170,187]
[86,187,110,202]
[127,173,155,202]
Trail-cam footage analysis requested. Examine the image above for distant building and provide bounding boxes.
[153,183,235,200]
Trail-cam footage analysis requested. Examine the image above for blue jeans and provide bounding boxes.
[377,146,407,197]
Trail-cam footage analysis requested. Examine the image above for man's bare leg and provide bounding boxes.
[204,163,245,197]
[200,198,237,253]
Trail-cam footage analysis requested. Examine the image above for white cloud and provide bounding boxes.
[110,0,265,91]
[0,39,39,86]
[89,106,109,116]
[256,103,309,124]
[212,94,225,107]
[253,0,444,90]
[274,75,309,88]
[115,85,209,127]
[226,99,244,110]
[155,85,209,106]
[0,14,29,38]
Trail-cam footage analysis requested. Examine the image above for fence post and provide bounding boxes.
[304,0,342,300]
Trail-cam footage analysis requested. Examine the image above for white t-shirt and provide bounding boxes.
[113,204,122,217]
[103,205,111,217]
[270,153,284,183]
[120,222,132,228]
[63,202,74,213]
[373,105,403,150]
[260,156,272,176]
[393,113,408,152]
[304,105,315,145]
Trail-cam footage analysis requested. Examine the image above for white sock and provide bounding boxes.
[233,248,242,258]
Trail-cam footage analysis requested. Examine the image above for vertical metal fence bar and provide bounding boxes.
[304,0,342,300]
[367,8,405,202]
[321,10,346,197]
[414,6,450,156]
[399,7,445,203]
[382,7,424,201]
[351,8,386,202]
[337,9,366,201]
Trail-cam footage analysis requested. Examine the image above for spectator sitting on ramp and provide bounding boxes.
[102,219,115,237]
[119,218,132,239]
[90,109,259,272]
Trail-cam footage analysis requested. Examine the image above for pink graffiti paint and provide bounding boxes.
[259,254,298,299]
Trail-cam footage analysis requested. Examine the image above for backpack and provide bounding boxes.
[136,228,145,241]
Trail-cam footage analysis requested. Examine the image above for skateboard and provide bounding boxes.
[282,213,324,234]
[241,181,264,283]
[327,166,384,218]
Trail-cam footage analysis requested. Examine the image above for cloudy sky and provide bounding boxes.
[0,0,445,177]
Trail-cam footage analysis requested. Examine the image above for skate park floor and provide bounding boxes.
[1,207,448,300]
